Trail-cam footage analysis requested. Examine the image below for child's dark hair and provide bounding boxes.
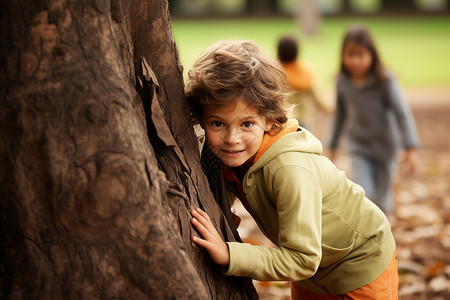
[277,36,298,64]
[186,40,289,134]
[340,24,387,85]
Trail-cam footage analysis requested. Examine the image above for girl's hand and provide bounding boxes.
[191,208,230,267]
[401,148,418,175]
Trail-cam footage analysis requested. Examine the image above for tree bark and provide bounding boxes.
[0,0,258,299]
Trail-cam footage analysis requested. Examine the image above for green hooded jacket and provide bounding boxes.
[223,124,396,295]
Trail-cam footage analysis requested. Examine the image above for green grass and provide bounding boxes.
[171,16,450,90]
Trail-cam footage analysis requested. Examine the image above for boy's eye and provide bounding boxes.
[211,121,223,128]
[242,121,254,128]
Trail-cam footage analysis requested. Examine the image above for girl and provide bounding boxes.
[328,25,420,214]
[186,40,398,299]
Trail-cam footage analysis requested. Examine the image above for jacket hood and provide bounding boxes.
[251,119,323,173]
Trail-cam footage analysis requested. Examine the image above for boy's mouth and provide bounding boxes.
[222,149,245,155]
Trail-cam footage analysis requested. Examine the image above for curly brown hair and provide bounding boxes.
[186,40,290,134]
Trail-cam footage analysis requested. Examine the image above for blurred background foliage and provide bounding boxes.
[170,0,450,91]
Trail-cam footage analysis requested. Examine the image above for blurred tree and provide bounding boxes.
[381,0,415,11]
[246,0,277,14]
[296,0,321,36]
[0,0,257,299]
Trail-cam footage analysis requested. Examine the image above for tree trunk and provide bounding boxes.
[0,0,258,299]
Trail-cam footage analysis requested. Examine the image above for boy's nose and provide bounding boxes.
[224,129,240,145]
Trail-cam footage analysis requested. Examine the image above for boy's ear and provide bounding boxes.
[265,120,274,132]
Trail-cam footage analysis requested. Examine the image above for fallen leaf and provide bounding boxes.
[428,275,450,292]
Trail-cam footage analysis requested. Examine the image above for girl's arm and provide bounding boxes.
[385,76,420,173]
[385,76,420,150]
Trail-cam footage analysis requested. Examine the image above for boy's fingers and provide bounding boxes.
[191,209,219,242]
[196,208,211,222]
[192,217,217,242]
[191,208,211,223]
[191,210,206,225]
[192,235,210,249]
[191,217,208,235]
[191,209,211,229]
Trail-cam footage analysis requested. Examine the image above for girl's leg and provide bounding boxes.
[351,154,398,214]
[350,154,376,200]
[374,159,397,214]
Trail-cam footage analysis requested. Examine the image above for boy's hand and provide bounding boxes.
[191,208,230,267]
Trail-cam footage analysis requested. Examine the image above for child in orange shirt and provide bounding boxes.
[277,36,332,128]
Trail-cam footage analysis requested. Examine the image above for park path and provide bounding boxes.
[234,88,450,300]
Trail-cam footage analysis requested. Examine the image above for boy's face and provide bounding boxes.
[202,98,272,168]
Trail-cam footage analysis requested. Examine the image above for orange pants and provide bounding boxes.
[291,252,398,300]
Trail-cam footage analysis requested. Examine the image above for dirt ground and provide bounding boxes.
[234,88,450,299]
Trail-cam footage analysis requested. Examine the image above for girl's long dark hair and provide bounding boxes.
[339,24,387,85]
